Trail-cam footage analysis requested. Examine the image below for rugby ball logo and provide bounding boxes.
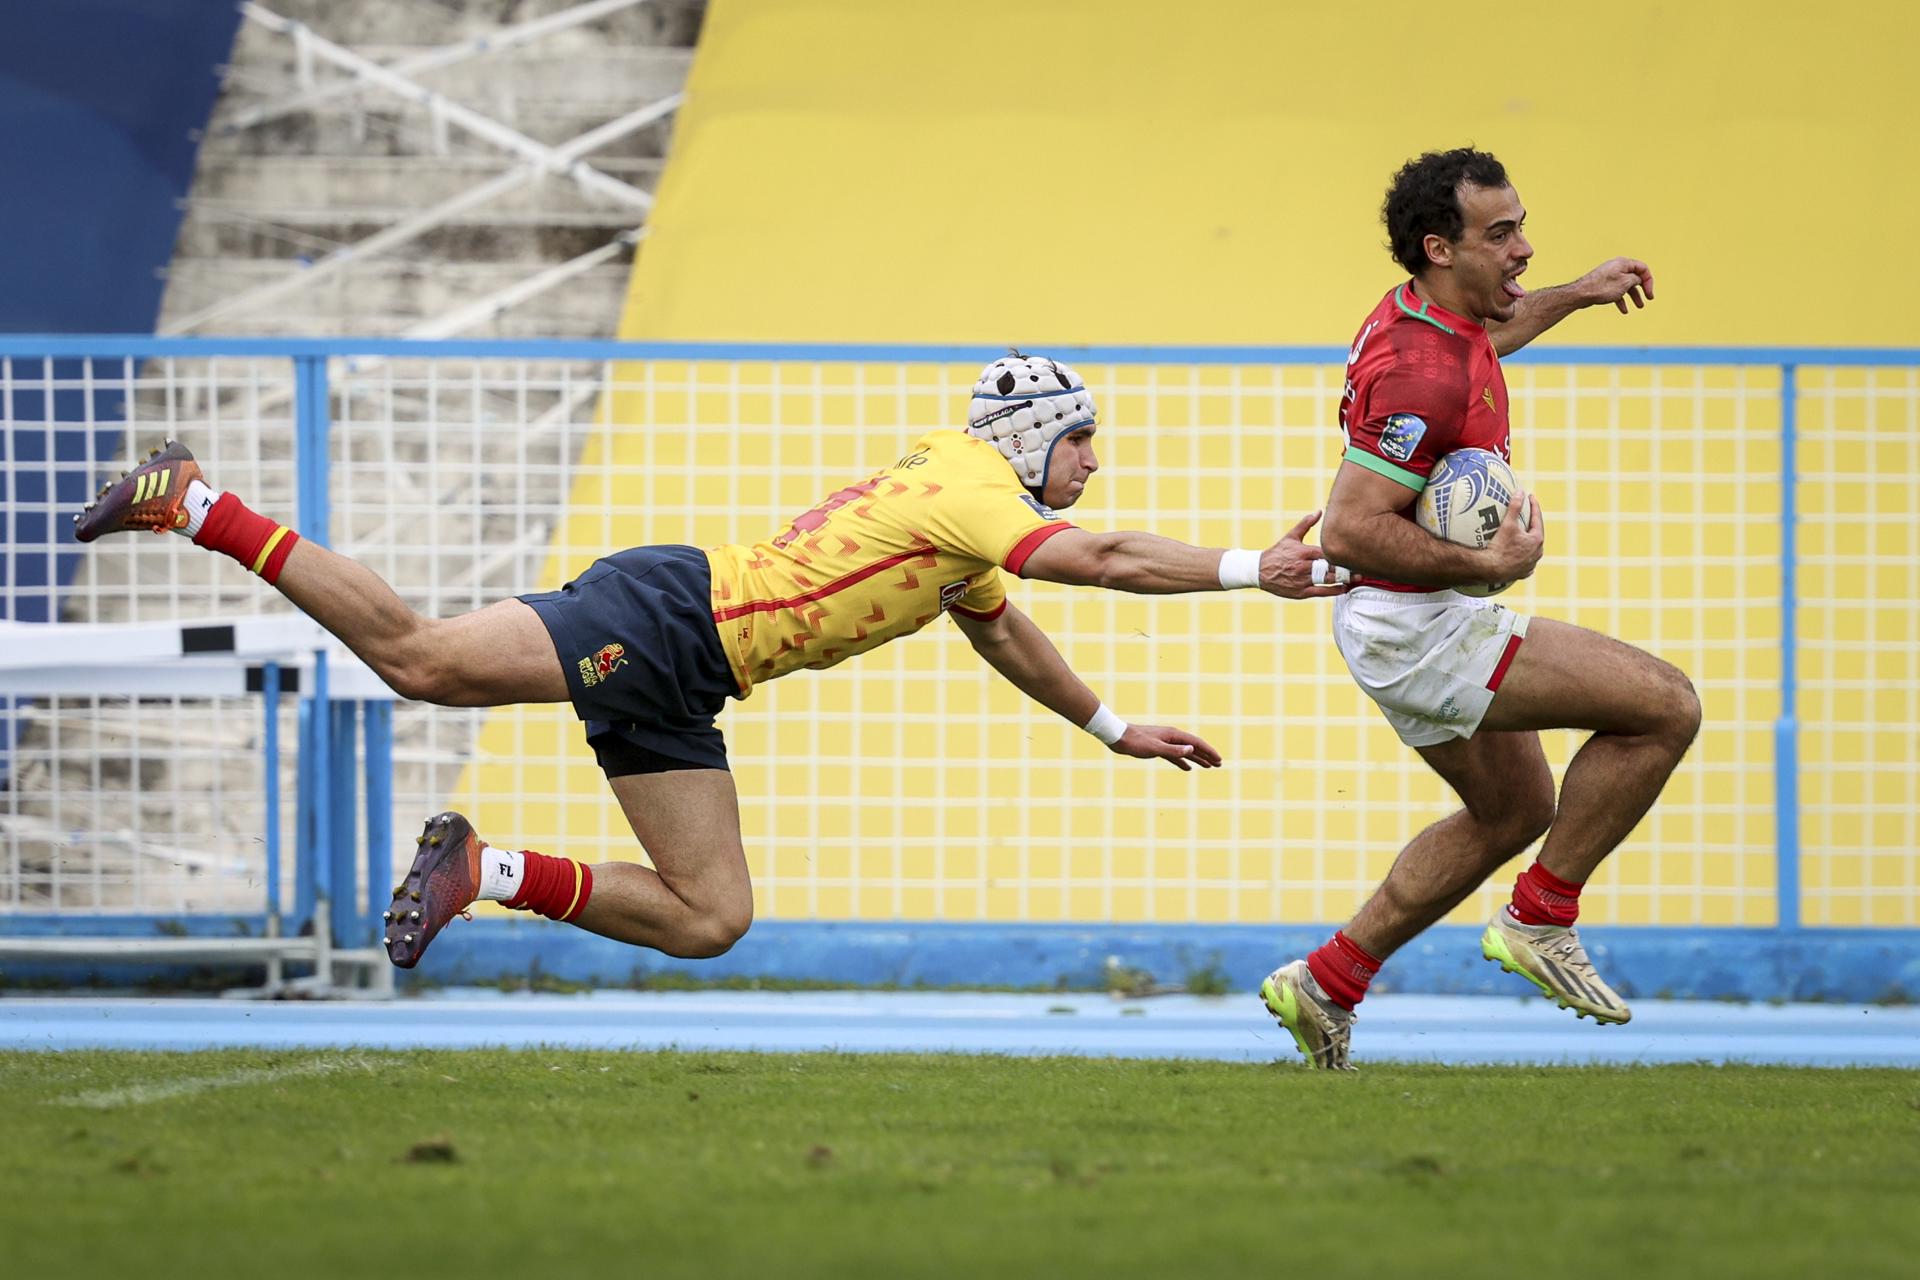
[1414,448,1528,597]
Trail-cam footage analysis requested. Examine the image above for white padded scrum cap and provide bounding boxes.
[965,350,1098,490]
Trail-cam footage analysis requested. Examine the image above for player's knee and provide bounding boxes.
[677,904,753,959]
[1465,769,1555,854]
[1648,661,1702,750]
[1670,673,1703,746]
[380,657,461,705]
[382,627,475,705]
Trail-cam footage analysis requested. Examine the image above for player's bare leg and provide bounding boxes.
[570,768,754,958]
[384,770,752,968]
[90,442,749,968]
[1342,730,1558,957]
[272,542,568,706]
[75,438,568,708]
[1470,618,1700,1020]
[1262,730,1554,1067]
[1268,619,1697,1057]
[1339,619,1698,958]
[1477,617,1702,880]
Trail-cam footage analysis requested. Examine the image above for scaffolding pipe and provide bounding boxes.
[161,95,678,334]
[238,4,652,211]
[220,0,652,136]
[396,229,640,342]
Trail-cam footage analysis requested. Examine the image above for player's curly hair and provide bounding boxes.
[1383,148,1509,276]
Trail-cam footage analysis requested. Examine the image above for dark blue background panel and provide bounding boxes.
[0,0,238,333]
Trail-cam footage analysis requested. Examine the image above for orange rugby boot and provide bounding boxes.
[74,438,203,541]
[383,812,488,969]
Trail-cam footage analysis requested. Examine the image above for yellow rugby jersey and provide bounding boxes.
[705,431,1074,696]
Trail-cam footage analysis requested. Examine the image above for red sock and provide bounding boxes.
[1304,930,1382,1011]
[504,850,595,923]
[1507,860,1583,927]
[193,493,301,585]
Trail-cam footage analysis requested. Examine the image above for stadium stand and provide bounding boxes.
[163,0,701,339]
[2,2,702,988]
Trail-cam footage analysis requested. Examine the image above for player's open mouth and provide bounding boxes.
[1501,278,1527,300]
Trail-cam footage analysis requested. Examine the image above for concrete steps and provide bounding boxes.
[159,257,634,336]
[175,214,636,264]
[187,153,660,212]
[213,48,692,154]
[158,0,698,339]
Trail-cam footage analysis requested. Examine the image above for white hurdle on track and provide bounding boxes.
[0,616,397,998]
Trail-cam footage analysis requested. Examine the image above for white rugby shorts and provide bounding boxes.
[1332,588,1531,747]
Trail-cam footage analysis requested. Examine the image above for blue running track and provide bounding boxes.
[3,991,1917,1066]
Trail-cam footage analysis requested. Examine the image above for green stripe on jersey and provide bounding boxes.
[1343,446,1427,492]
[1394,287,1457,335]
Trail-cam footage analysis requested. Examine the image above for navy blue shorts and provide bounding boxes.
[519,545,736,774]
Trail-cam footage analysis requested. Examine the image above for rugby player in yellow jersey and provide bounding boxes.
[75,351,1345,969]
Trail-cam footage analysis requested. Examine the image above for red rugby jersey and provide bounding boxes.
[1338,282,1512,591]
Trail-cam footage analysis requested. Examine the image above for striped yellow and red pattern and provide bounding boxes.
[705,430,1067,695]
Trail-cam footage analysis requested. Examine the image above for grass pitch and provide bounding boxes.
[4,1050,1917,1279]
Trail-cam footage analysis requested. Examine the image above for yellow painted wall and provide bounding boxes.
[450,2,1920,929]
[622,0,1920,347]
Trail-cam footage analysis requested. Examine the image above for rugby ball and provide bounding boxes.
[1414,448,1528,597]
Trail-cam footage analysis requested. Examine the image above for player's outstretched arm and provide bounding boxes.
[951,603,1222,771]
[1486,257,1655,357]
[1016,516,1347,599]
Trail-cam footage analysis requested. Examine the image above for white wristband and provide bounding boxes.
[1082,702,1128,746]
[1311,559,1352,586]
[1218,548,1261,590]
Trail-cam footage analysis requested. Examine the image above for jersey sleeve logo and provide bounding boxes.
[1019,493,1061,521]
[1379,413,1427,462]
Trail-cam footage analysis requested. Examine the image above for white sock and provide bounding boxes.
[477,848,525,902]
[182,479,223,537]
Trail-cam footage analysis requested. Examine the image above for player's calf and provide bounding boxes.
[1465,783,1557,859]
[565,864,754,958]
[74,439,559,709]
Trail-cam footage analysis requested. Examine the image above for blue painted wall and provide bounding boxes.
[0,0,238,333]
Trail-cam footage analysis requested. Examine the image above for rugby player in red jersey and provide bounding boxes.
[75,352,1345,970]
[1260,148,1700,1068]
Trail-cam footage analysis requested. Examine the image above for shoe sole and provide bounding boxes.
[1480,925,1630,1025]
[382,812,484,970]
